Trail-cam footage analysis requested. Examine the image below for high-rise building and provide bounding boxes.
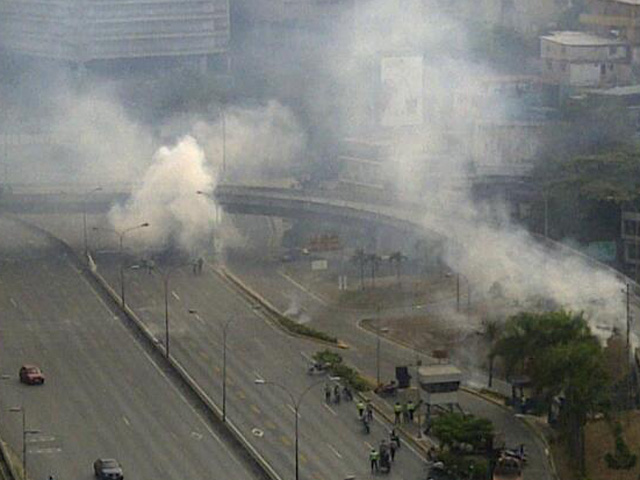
[0,0,230,66]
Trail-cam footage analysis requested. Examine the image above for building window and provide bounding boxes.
[625,220,637,236]
[601,63,606,75]
[628,243,638,261]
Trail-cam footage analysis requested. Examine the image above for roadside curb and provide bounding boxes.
[0,439,18,480]
[216,267,349,349]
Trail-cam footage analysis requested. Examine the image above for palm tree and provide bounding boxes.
[388,251,408,285]
[351,248,367,290]
[365,253,382,288]
[483,318,501,388]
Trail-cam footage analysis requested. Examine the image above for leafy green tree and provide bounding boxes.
[492,311,609,475]
[482,318,501,388]
[431,412,494,452]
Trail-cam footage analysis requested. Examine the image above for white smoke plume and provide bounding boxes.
[191,100,306,183]
[108,136,216,254]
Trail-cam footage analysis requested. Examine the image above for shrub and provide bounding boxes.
[605,422,637,470]
[312,349,371,392]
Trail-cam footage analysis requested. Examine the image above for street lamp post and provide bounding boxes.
[9,406,39,479]
[94,223,149,309]
[455,273,471,314]
[161,264,189,359]
[82,186,102,257]
[254,377,338,480]
[189,310,234,422]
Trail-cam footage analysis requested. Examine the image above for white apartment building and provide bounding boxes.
[0,0,230,65]
[541,31,630,87]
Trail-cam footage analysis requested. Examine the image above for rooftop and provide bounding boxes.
[541,31,626,46]
[418,364,462,377]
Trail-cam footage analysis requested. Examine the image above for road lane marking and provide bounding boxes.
[172,291,180,301]
[365,441,374,449]
[280,435,291,446]
[253,370,264,382]
[28,435,56,443]
[286,404,301,418]
[214,366,221,374]
[9,298,17,308]
[327,443,343,458]
[265,421,276,430]
[28,447,62,454]
[190,431,203,440]
[323,403,338,416]
[299,453,307,464]
[122,416,130,427]
[236,390,246,399]
[251,404,261,415]
[199,351,209,361]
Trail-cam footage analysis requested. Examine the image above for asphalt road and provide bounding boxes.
[0,217,260,480]
[95,253,429,480]
[225,258,555,480]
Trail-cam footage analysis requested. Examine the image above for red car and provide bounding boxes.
[19,365,45,385]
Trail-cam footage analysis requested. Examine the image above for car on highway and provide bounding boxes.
[19,365,44,385]
[93,458,123,480]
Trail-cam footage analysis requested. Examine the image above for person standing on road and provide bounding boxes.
[369,447,379,472]
[390,437,397,462]
[407,400,415,422]
[357,400,365,418]
[390,429,401,449]
[325,383,331,403]
[394,402,402,424]
[366,401,373,421]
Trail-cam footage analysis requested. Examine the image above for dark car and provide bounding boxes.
[19,365,44,385]
[93,458,123,480]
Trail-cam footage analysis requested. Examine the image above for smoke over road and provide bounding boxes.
[109,136,216,254]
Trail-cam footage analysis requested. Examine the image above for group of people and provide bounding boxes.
[324,382,353,405]
[369,429,401,474]
[393,400,416,424]
[356,399,374,433]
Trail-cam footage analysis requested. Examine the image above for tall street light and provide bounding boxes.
[81,186,102,257]
[189,309,234,422]
[94,222,149,309]
[455,272,471,314]
[160,264,190,359]
[254,377,339,480]
[9,406,39,479]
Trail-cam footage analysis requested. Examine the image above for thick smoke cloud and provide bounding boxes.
[190,100,306,182]
[108,136,216,254]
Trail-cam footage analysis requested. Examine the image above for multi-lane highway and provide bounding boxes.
[225,259,556,480]
[0,217,262,480]
[94,252,429,480]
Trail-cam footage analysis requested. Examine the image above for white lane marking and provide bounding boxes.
[323,403,338,416]
[194,315,205,326]
[327,443,343,459]
[191,431,203,440]
[28,447,62,454]
[28,435,56,443]
[300,351,313,363]
[286,404,301,418]
[123,416,131,426]
[172,291,180,301]
[253,371,264,382]
[9,298,17,308]
[365,441,374,449]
